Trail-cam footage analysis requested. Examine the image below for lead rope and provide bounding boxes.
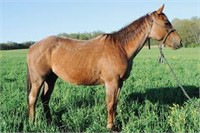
[148,14,191,100]
[158,45,191,100]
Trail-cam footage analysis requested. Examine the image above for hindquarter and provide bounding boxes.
[27,37,58,81]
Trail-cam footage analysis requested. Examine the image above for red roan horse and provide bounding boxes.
[27,5,182,129]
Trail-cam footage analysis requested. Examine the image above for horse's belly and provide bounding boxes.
[52,66,103,85]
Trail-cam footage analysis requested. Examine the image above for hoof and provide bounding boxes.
[107,122,113,129]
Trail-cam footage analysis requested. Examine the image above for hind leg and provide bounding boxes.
[41,72,57,123]
[28,78,44,121]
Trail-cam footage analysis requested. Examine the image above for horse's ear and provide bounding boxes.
[157,4,165,14]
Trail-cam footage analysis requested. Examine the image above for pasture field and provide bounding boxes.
[0,47,199,132]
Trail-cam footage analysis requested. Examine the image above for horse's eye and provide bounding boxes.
[164,22,171,26]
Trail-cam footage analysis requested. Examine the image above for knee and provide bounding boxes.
[28,94,36,105]
[107,101,114,109]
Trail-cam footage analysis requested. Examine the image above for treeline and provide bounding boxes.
[0,41,35,50]
[0,17,199,50]
[54,17,200,48]
[57,30,104,40]
[0,31,104,50]
[172,16,200,47]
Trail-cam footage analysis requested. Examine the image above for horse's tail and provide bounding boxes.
[27,64,31,104]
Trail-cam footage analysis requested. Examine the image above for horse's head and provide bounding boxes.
[149,5,182,49]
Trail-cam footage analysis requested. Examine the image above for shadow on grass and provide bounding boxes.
[112,85,200,132]
[52,85,199,132]
[125,85,199,105]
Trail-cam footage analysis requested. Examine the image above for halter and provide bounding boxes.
[148,14,176,48]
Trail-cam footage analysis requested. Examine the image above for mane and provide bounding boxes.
[105,14,151,45]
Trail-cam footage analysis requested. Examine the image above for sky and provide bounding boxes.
[0,0,199,43]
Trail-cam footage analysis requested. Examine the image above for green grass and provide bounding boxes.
[0,47,199,132]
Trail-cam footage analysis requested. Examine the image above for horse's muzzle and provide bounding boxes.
[173,40,183,50]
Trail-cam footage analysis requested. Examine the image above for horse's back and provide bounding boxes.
[28,35,86,62]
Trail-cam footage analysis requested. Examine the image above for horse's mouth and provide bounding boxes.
[173,42,182,50]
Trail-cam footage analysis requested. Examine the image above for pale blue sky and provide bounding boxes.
[1,0,199,43]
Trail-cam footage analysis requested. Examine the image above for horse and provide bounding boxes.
[27,5,182,129]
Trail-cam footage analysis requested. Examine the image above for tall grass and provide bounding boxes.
[0,48,199,132]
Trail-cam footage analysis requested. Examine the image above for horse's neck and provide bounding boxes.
[122,18,151,59]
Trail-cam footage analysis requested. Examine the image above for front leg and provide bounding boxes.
[105,78,121,129]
